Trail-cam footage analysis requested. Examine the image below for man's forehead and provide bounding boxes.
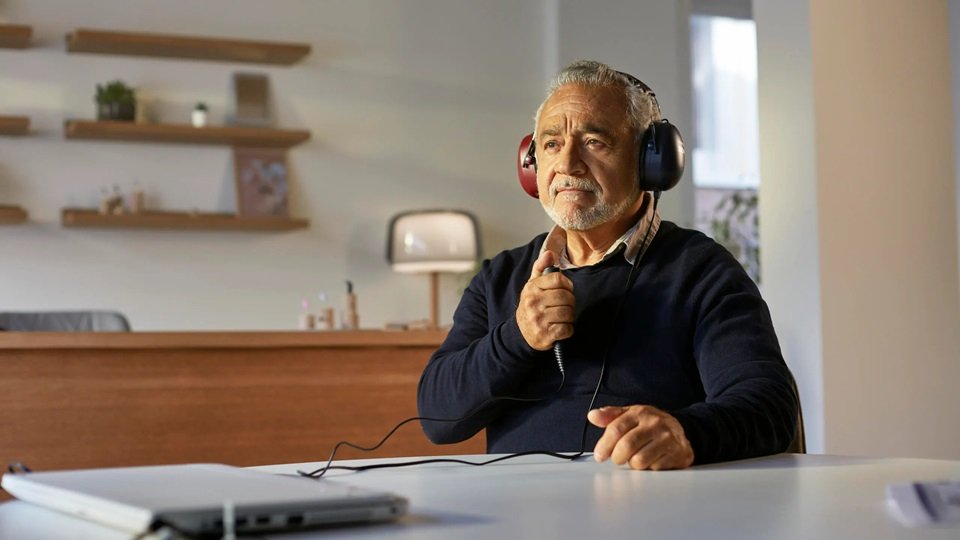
[537,84,629,134]
[539,121,614,138]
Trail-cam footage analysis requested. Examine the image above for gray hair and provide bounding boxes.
[533,60,660,141]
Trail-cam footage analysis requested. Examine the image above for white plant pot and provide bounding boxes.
[191,110,208,128]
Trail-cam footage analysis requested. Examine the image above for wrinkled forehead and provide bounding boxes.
[536,84,631,136]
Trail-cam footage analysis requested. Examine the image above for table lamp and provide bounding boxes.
[386,210,481,328]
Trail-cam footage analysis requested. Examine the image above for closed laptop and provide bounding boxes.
[1,463,407,536]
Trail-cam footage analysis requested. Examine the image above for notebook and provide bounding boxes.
[1,463,407,536]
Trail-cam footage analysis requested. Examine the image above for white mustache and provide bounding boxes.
[549,178,600,198]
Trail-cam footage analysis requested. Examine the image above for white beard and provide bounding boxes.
[541,177,641,231]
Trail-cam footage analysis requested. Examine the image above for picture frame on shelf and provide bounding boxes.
[229,72,272,127]
[233,147,289,217]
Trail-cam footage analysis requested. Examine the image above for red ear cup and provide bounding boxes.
[517,133,539,198]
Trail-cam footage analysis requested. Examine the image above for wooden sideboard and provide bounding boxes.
[0,330,484,474]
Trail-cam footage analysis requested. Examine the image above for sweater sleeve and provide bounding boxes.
[670,246,800,464]
[417,259,546,444]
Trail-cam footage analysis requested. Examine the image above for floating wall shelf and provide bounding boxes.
[0,116,30,136]
[64,120,310,148]
[0,205,29,225]
[65,28,311,65]
[0,24,32,49]
[61,208,309,232]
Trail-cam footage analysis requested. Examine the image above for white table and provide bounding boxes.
[1,453,958,539]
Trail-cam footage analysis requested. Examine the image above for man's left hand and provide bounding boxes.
[588,405,694,470]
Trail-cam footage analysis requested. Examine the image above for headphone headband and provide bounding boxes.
[614,70,662,119]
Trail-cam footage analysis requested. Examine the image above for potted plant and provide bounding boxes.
[710,189,760,283]
[95,80,136,122]
[191,102,208,128]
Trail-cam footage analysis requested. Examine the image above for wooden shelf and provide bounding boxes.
[64,120,310,148]
[66,28,310,65]
[0,115,30,136]
[0,205,28,225]
[0,24,31,49]
[61,208,309,231]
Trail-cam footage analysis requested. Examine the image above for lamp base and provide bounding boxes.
[429,271,439,329]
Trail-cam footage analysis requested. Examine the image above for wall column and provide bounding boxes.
[756,0,960,458]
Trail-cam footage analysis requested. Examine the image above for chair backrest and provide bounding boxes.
[0,311,131,332]
[785,374,806,454]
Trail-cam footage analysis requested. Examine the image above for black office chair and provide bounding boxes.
[785,374,806,454]
[0,311,131,331]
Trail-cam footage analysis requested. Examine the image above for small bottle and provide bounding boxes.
[343,281,359,330]
[129,181,145,214]
[298,299,315,330]
[109,184,124,214]
[98,186,111,214]
[321,307,335,330]
[316,292,334,331]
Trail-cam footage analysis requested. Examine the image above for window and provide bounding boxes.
[690,9,760,282]
[691,15,759,190]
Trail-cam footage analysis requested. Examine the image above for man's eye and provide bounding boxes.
[587,139,605,147]
[543,141,559,150]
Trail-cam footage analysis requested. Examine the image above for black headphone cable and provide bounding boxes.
[298,370,572,478]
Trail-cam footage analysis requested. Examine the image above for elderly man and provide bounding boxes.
[417,60,798,470]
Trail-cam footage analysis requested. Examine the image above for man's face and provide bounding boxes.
[535,84,641,231]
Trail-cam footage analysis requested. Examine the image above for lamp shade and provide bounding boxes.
[386,210,480,273]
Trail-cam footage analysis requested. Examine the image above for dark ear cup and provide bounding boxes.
[517,72,685,198]
[638,120,685,192]
[517,133,539,198]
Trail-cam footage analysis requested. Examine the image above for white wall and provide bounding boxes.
[0,0,698,331]
[0,0,553,330]
[757,0,960,459]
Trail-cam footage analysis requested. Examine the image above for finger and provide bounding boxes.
[541,305,575,325]
[530,250,557,280]
[656,449,694,471]
[518,291,573,328]
[591,409,637,462]
[629,446,670,471]
[535,289,576,310]
[587,406,628,428]
[648,452,681,471]
[651,435,694,470]
[524,322,572,351]
[548,322,574,341]
[538,274,575,295]
[611,427,666,466]
[627,430,693,471]
[627,436,683,471]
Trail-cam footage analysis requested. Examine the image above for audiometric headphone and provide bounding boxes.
[517,71,685,198]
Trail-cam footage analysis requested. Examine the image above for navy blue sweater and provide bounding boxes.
[417,221,798,464]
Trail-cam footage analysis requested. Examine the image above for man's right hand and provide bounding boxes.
[516,251,575,350]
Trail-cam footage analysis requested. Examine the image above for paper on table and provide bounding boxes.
[887,481,960,527]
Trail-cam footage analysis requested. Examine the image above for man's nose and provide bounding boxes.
[555,143,586,177]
